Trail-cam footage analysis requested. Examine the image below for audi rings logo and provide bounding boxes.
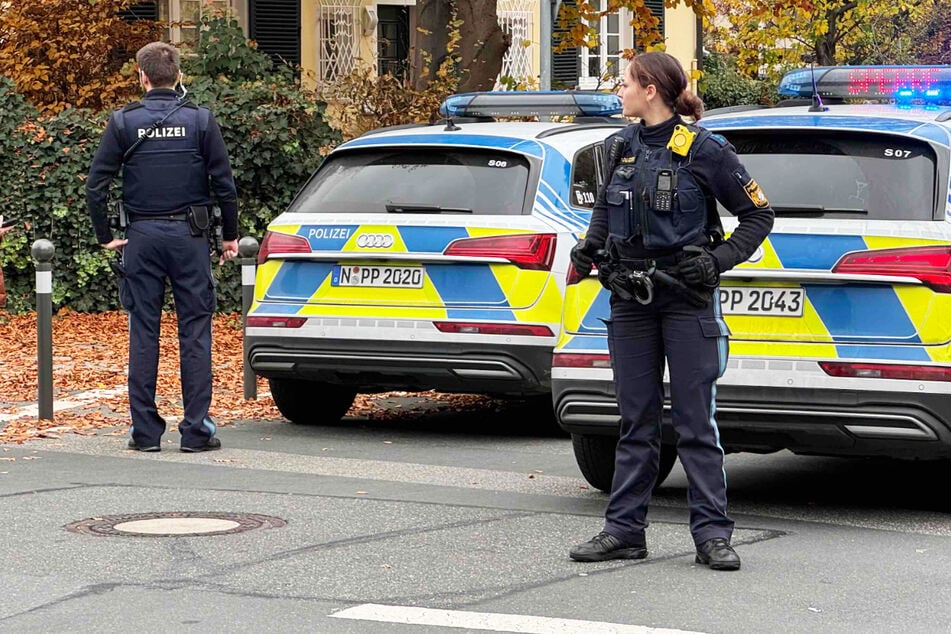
[356,233,395,248]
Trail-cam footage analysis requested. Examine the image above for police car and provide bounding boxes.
[554,65,951,491]
[245,92,626,424]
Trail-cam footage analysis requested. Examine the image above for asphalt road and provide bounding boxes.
[1,400,949,633]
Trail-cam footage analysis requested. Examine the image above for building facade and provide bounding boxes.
[129,0,699,91]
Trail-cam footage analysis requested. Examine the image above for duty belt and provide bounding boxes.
[128,212,188,222]
[617,251,691,272]
[594,250,710,308]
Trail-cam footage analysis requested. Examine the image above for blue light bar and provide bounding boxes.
[439,91,622,118]
[779,65,951,104]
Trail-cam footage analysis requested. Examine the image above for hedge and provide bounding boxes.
[0,16,340,313]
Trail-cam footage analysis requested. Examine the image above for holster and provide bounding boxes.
[186,205,211,237]
[110,200,128,231]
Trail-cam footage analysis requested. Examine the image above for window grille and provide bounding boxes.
[496,0,534,89]
[317,0,361,83]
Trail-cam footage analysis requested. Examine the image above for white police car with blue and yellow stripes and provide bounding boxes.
[555,66,951,491]
[246,92,625,424]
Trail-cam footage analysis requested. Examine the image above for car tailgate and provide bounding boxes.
[255,217,557,312]
[723,225,951,348]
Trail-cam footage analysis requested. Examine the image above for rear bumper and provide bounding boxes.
[553,377,951,460]
[248,334,553,396]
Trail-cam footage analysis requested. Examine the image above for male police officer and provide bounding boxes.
[86,42,239,453]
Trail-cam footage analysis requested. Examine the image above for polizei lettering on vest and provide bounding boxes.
[307,227,352,240]
[137,126,188,139]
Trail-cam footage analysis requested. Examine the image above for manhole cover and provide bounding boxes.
[64,512,286,537]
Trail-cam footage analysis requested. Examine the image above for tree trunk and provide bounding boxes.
[412,0,510,92]
[412,0,452,90]
[816,37,836,65]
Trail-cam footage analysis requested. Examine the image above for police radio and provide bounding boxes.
[653,169,676,213]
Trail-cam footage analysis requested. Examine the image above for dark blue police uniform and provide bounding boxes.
[86,88,238,450]
[579,116,774,551]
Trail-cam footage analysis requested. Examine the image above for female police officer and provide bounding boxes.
[568,52,773,570]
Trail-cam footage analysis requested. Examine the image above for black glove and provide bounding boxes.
[676,247,719,287]
[570,239,596,276]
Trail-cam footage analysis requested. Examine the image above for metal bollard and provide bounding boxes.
[238,236,260,400]
[32,239,55,421]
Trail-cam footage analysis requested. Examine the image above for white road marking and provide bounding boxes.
[0,386,128,422]
[330,604,704,633]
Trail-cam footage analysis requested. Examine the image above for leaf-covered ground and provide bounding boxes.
[0,310,497,444]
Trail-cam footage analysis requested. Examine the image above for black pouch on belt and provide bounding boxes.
[186,205,211,237]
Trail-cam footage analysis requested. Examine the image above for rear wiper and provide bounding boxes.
[773,205,868,216]
[385,203,472,214]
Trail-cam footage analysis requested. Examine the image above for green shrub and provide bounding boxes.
[699,54,779,111]
[0,15,340,314]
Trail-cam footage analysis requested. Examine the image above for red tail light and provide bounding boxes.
[833,245,951,292]
[246,316,307,328]
[552,353,612,368]
[257,231,312,264]
[443,233,556,270]
[433,322,554,336]
[820,361,951,382]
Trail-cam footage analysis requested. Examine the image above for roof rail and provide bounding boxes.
[358,117,494,137]
[704,105,771,117]
[574,115,627,124]
[358,122,431,137]
[775,98,813,108]
[535,121,627,139]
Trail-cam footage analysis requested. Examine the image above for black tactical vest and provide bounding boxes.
[605,124,713,250]
[113,98,210,214]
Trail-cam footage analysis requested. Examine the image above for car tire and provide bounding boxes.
[571,434,677,493]
[269,378,356,425]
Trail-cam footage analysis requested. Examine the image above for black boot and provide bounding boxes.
[181,437,221,453]
[695,538,741,570]
[127,439,160,452]
[569,531,648,562]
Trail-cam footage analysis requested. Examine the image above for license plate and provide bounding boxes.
[718,287,804,317]
[332,265,424,288]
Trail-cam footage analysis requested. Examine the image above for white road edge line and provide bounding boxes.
[329,603,705,634]
[0,386,128,422]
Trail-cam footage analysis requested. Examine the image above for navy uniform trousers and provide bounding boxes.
[603,286,734,547]
[120,218,217,448]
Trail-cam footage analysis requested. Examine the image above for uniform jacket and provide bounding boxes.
[85,89,238,245]
[585,116,774,273]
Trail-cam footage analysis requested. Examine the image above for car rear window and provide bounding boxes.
[286,147,532,215]
[720,131,938,220]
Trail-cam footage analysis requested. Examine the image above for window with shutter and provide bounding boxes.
[250,0,301,67]
[576,2,667,88]
[551,0,580,89]
[119,2,159,22]
[638,0,665,48]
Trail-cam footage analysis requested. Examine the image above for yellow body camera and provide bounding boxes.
[667,124,696,157]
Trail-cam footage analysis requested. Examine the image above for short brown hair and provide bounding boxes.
[136,42,180,88]
[628,52,704,120]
